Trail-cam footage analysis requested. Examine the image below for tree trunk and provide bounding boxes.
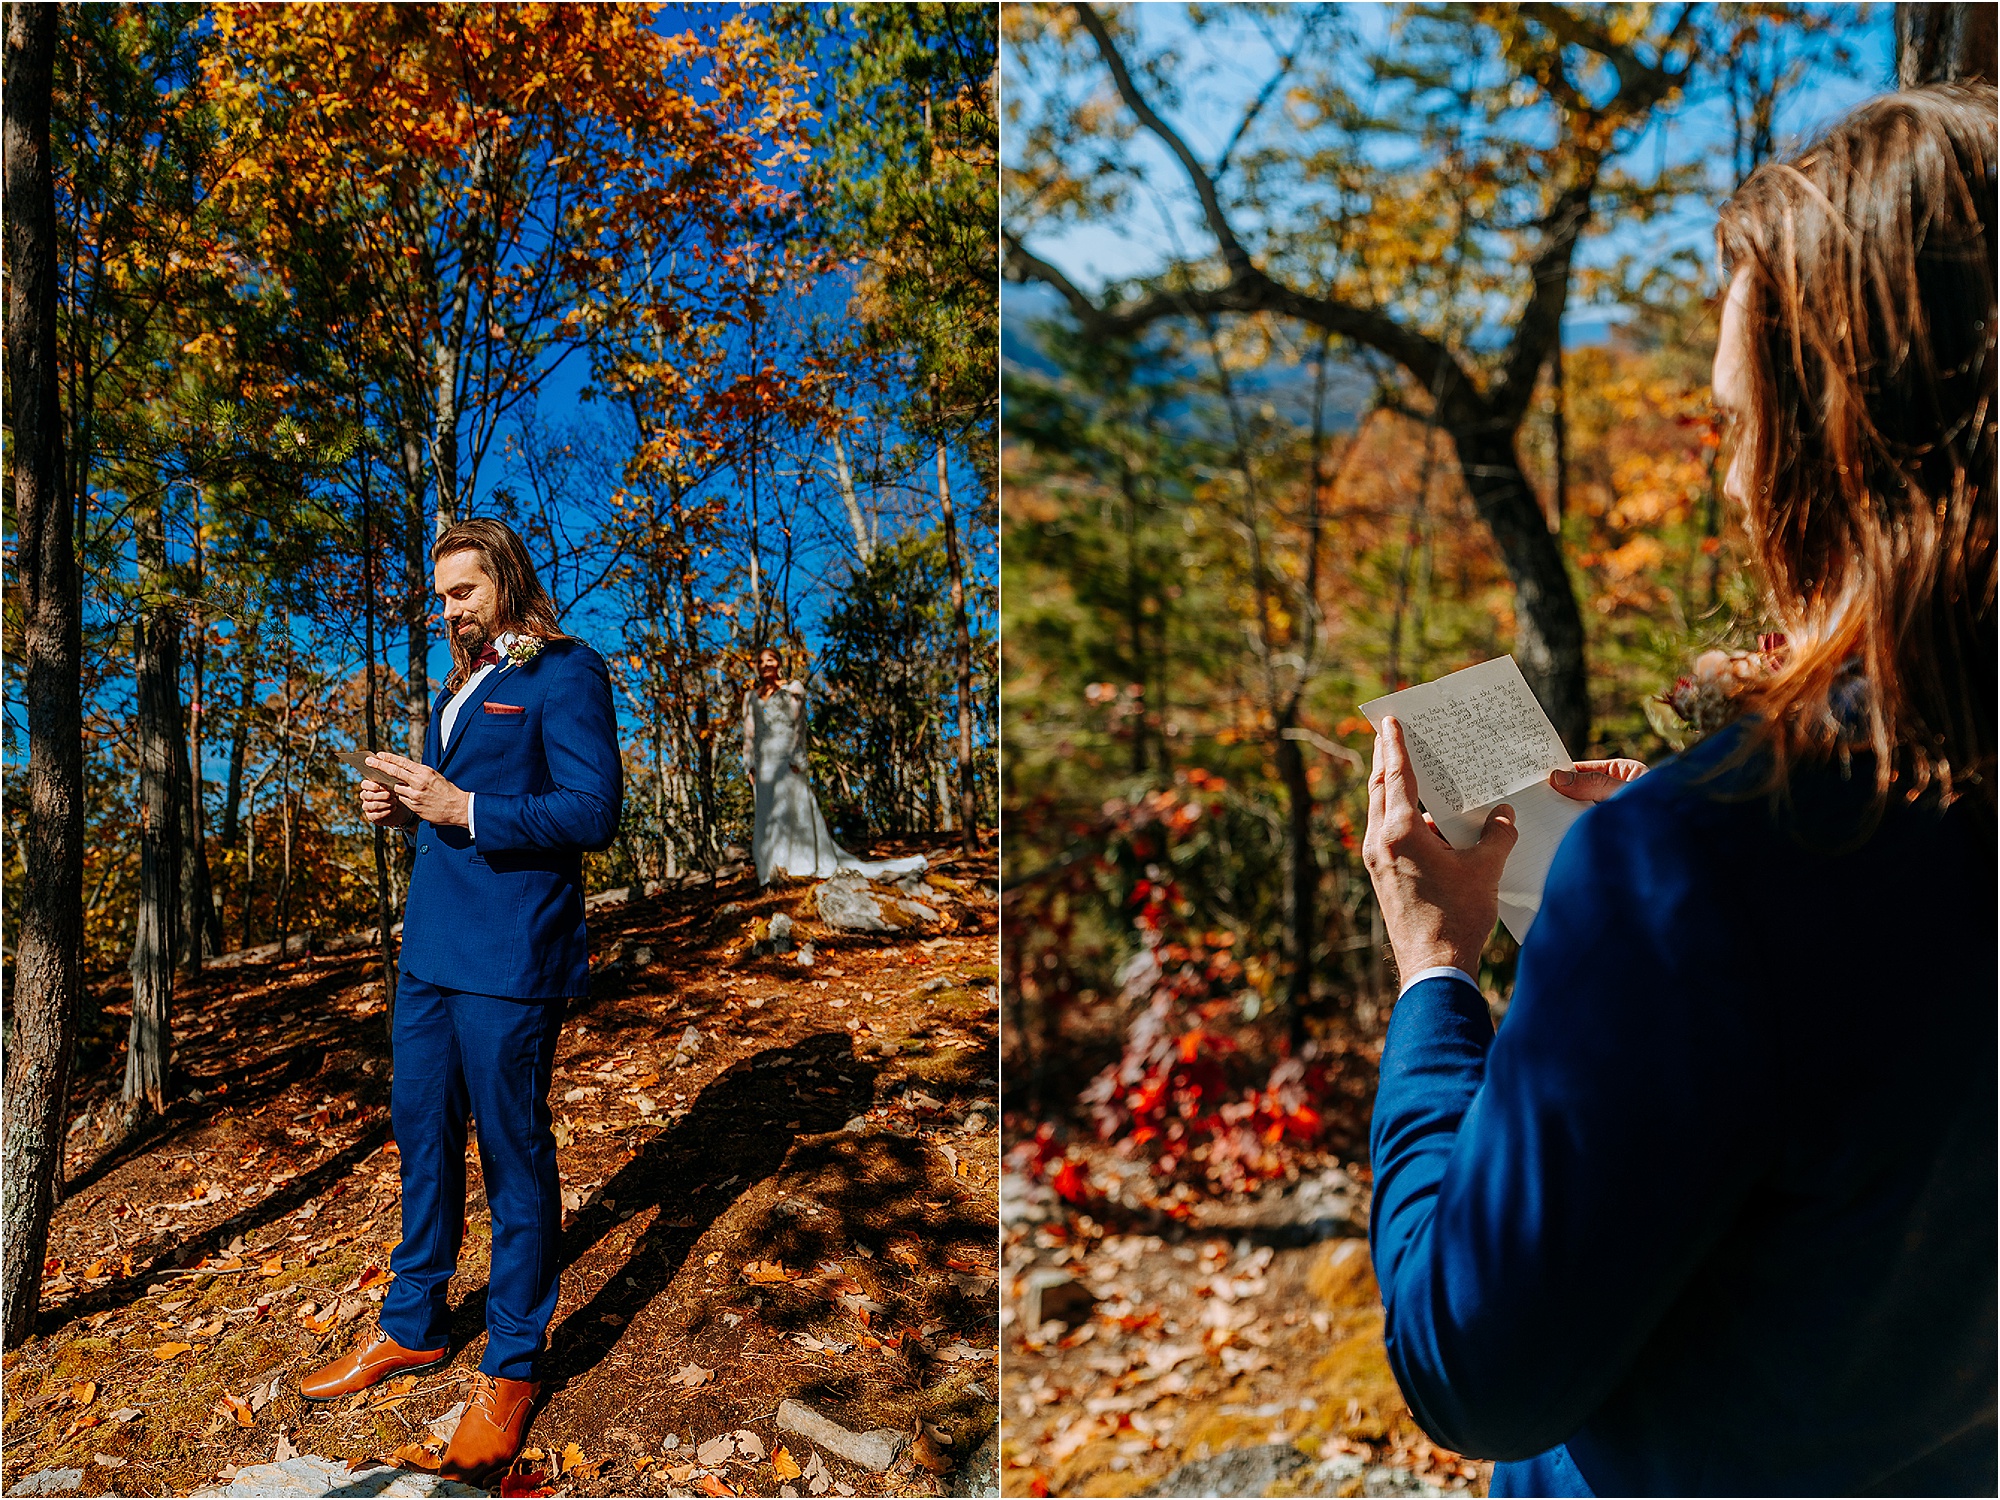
[934,435,978,851]
[360,444,399,1037]
[1897,4,1996,85]
[399,425,431,759]
[3,0,82,1351]
[175,726,222,967]
[125,506,182,1116]
[1276,710,1316,1032]
[830,430,874,563]
[220,628,255,846]
[1455,433,1591,754]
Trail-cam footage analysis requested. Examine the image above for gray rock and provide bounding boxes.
[795,941,815,967]
[1020,1269,1096,1332]
[1143,1444,1310,1497]
[893,898,940,925]
[768,911,794,953]
[629,944,656,969]
[583,885,632,910]
[190,1455,489,1497]
[956,1428,1001,1498]
[814,871,893,933]
[11,1470,84,1497]
[775,1398,907,1472]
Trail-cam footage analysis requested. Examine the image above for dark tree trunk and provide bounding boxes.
[3,0,82,1351]
[1456,433,1591,754]
[1897,4,1997,86]
[360,442,399,1038]
[399,424,431,759]
[125,506,182,1116]
[935,435,979,852]
[181,571,223,961]
[220,631,255,846]
[175,728,222,966]
[1276,711,1316,1029]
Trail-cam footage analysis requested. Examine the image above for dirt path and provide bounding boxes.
[999,1153,1489,1499]
[2,842,998,1499]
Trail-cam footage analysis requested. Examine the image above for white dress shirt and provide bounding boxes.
[1399,964,1480,996]
[437,631,516,839]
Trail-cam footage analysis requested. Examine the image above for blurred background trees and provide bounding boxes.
[999,1,1906,1197]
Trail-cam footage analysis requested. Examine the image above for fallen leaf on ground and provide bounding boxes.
[221,1395,255,1428]
[561,1442,603,1478]
[151,1343,192,1361]
[743,1260,794,1284]
[772,1447,803,1481]
[672,1363,714,1389]
[632,1456,654,1473]
[732,1429,765,1461]
[275,1431,298,1462]
[107,1408,142,1424]
[260,1257,285,1277]
[913,1433,953,1473]
[698,1477,737,1498]
[58,1414,100,1442]
[803,1449,832,1495]
[356,1266,390,1292]
[71,1381,96,1408]
[498,1474,551,1498]
[393,1441,442,1473]
[697,1433,736,1465]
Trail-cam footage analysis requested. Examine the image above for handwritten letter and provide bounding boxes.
[1361,657,1585,943]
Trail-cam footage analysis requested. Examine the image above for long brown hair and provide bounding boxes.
[1715,83,1995,810]
[432,517,570,691]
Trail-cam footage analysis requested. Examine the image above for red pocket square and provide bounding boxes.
[484,703,525,715]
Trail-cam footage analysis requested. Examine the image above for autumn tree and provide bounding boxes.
[1005,3,1712,752]
[211,4,817,757]
[3,0,81,1351]
[794,2,999,848]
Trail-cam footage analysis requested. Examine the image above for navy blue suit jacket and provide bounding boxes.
[398,637,622,999]
[1369,723,1996,1496]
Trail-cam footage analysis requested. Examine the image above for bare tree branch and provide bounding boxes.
[1073,2,1253,277]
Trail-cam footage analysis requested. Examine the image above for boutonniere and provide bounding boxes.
[1644,633,1787,749]
[501,636,545,668]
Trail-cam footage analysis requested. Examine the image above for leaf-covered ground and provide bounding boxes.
[999,1022,1489,1499]
[2,839,998,1499]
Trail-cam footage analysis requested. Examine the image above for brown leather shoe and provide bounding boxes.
[438,1372,541,1482]
[299,1328,449,1403]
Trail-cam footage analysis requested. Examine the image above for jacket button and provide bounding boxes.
[420,843,429,854]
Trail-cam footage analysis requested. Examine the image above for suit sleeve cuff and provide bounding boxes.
[466,792,476,840]
[1399,964,1480,997]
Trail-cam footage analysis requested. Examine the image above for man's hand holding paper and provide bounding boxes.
[1360,657,1647,965]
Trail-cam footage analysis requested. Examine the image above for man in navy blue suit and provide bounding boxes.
[1361,85,1995,1497]
[299,518,622,1483]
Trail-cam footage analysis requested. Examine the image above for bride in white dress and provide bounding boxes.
[742,647,927,885]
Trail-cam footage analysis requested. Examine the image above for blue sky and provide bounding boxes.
[1005,3,1895,333]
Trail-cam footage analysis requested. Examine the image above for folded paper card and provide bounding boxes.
[335,750,399,788]
[1360,655,1586,943]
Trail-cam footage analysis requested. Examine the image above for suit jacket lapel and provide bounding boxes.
[426,687,449,770]
[439,660,513,774]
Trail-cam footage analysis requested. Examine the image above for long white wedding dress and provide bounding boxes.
[743,681,928,886]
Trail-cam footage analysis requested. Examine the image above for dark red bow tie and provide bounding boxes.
[472,643,501,670]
